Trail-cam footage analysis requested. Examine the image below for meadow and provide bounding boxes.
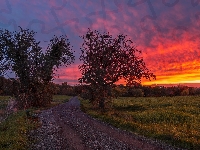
[1,95,199,149]
[80,96,200,150]
[0,95,72,150]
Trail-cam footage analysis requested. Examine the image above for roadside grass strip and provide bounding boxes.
[80,96,200,150]
[0,95,72,149]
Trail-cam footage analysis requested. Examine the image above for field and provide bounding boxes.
[0,95,72,150]
[80,96,200,149]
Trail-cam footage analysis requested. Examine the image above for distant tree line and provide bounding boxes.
[109,84,200,97]
[78,84,200,99]
[1,76,200,98]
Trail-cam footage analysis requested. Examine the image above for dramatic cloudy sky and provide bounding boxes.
[1,0,200,86]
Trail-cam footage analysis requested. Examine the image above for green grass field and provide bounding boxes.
[80,96,200,149]
[0,95,72,150]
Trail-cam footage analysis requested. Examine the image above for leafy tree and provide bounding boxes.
[78,29,155,109]
[0,27,75,109]
[194,88,200,95]
[73,84,83,96]
[112,85,128,97]
[0,76,13,95]
[181,88,189,96]
[189,87,196,95]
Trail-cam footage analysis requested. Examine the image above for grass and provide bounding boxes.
[52,95,72,105]
[80,96,200,150]
[0,110,39,150]
[0,95,72,150]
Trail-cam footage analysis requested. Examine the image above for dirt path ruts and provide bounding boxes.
[29,97,184,150]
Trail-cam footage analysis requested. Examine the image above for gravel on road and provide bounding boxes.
[29,96,186,150]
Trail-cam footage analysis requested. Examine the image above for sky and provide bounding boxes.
[1,0,200,86]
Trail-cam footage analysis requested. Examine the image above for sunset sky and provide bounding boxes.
[1,0,200,86]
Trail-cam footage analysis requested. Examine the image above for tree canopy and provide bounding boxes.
[78,29,156,108]
[0,27,75,108]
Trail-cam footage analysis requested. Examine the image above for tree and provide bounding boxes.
[78,29,156,109]
[127,87,144,97]
[0,27,75,109]
[0,76,14,95]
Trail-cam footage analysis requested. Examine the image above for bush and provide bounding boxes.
[130,88,144,97]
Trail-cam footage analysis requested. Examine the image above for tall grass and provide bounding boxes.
[0,110,39,150]
[80,96,200,149]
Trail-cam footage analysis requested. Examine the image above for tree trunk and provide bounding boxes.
[98,87,106,109]
[99,97,105,109]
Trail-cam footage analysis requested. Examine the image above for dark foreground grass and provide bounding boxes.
[0,110,39,150]
[80,96,200,150]
[0,95,72,150]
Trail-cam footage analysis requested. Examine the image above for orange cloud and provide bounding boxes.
[50,1,200,86]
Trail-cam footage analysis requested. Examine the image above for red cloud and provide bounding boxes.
[10,1,198,86]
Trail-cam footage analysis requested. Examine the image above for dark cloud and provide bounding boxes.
[1,0,200,85]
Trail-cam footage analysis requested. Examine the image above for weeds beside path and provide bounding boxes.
[0,95,71,150]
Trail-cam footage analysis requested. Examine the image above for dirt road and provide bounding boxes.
[29,97,184,150]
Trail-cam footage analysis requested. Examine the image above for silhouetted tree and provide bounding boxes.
[0,27,75,108]
[78,29,156,109]
[0,76,14,95]
[73,84,83,96]
[194,88,200,95]
[127,87,144,97]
